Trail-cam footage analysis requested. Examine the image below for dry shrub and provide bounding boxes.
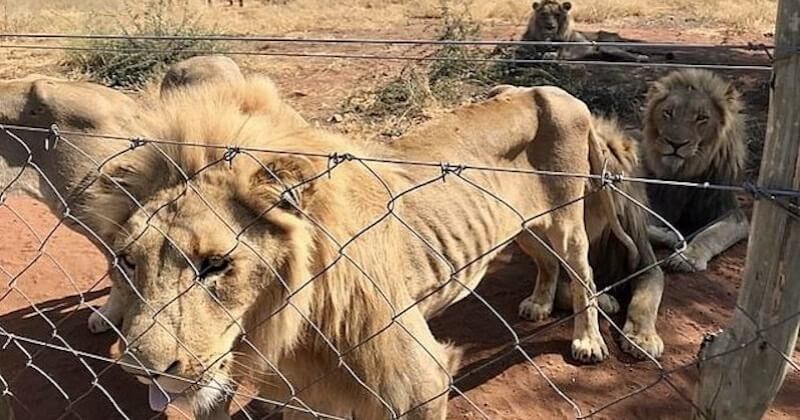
[62,0,224,88]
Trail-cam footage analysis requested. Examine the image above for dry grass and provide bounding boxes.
[0,0,776,132]
[1,0,777,35]
[570,0,777,32]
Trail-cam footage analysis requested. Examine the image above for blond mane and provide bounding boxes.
[642,69,750,274]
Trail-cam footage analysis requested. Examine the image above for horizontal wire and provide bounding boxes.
[0,44,773,72]
[4,123,799,199]
[0,32,777,50]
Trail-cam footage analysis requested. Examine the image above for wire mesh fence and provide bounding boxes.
[0,30,798,420]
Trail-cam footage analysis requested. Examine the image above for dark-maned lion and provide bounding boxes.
[643,69,749,272]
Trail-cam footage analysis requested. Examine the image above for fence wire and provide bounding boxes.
[1,111,798,420]
[0,32,797,420]
[0,32,776,72]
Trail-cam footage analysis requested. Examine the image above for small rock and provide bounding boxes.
[328,113,344,123]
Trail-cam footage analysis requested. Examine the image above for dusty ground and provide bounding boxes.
[0,1,796,419]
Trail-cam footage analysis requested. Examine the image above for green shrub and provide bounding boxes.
[64,0,224,89]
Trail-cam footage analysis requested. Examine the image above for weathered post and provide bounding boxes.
[692,1,800,419]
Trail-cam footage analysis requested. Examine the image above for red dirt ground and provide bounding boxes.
[0,193,798,420]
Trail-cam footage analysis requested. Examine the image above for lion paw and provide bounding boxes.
[518,297,552,322]
[571,334,608,363]
[597,293,620,315]
[620,329,664,360]
[87,306,121,334]
[664,248,708,273]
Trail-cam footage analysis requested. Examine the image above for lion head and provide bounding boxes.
[527,1,574,40]
[642,69,746,181]
[90,78,343,412]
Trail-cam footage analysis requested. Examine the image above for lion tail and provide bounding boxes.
[588,124,640,271]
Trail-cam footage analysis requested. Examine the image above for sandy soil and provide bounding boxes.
[0,4,796,419]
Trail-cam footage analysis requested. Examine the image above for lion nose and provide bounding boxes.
[665,138,690,149]
[161,360,182,376]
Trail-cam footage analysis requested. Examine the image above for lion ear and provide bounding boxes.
[85,153,171,242]
[562,1,572,11]
[723,82,741,105]
[532,2,540,10]
[645,80,667,103]
[244,155,323,215]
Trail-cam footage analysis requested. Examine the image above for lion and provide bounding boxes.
[642,69,749,272]
[159,55,245,95]
[485,93,665,359]
[520,1,649,62]
[59,75,637,419]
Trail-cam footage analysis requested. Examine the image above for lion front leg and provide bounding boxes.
[620,267,665,359]
[665,209,749,272]
[274,309,456,420]
[355,310,456,420]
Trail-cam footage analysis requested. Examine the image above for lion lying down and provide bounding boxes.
[2,72,642,418]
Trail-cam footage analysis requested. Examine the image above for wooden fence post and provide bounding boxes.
[692,0,800,418]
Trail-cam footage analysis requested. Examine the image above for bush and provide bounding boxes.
[343,0,654,139]
[64,0,224,89]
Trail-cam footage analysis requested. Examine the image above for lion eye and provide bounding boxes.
[119,254,135,274]
[198,256,230,278]
[696,114,709,123]
[278,188,300,211]
[662,109,673,119]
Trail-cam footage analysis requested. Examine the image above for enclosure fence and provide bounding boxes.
[0,20,798,420]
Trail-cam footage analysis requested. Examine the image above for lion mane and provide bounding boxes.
[642,69,749,272]
[642,69,747,232]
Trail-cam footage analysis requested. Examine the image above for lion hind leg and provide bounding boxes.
[548,221,608,363]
